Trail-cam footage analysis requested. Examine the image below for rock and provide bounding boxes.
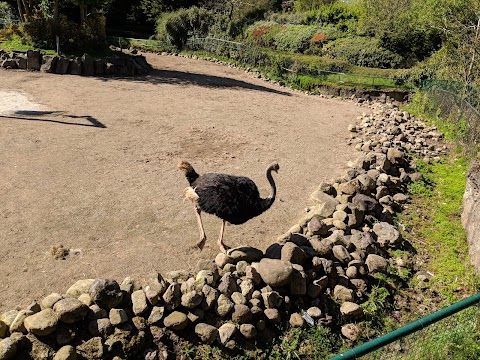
[0,338,17,359]
[28,333,55,358]
[53,345,76,360]
[55,57,70,74]
[227,246,263,263]
[201,285,219,310]
[332,245,352,264]
[147,306,165,325]
[216,294,234,317]
[54,298,89,324]
[76,337,104,359]
[232,304,252,323]
[215,253,232,268]
[145,289,160,305]
[338,179,361,195]
[68,57,82,75]
[262,291,283,308]
[131,290,149,315]
[387,148,404,164]
[246,266,262,285]
[352,194,378,212]
[187,309,204,323]
[290,268,307,296]
[373,222,401,246]
[306,307,322,318]
[239,324,257,338]
[146,273,168,296]
[265,243,282,259]
[163,312,188,331]
[195,323,218,344]
[240,279,255,299]
[27,50,41,70]
[162,283,181,310]
[289,313,304,328]
[218,273,237,296]
[307,216,329,236]
[88,318,113,337]
[341,324,361,341]
[78,294,92,306]
[89,279,123,309]
[340,302,364,320]
[9,310,31,333]
[333,285,355,303]
[196,270,218,288]
[309,237,333,257]
[119,277,139,294]
[66,279,95,298]
[393,193,408,203]
[366,254,388,273]
[257,258,294,287]
[81,53,94,76]
[93,59,105,75]
[264,308,281,323]
[88,304,107,320]
[231,292,247,305]
[281,242,306,265]
[109,309,128,326]
[219,323,237,344]
[40,55,58,73]
[181,291,203,309]
[15,55,27,69]
[24,309,58,336]
[0,320,6,338]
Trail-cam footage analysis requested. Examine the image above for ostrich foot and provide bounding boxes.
[219,242,230,254]
[197,236,207,251]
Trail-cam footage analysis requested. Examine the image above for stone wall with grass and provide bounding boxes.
[0,94,450,359]
[0,49,152,76]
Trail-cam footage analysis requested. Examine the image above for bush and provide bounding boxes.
[156,7,213,49]
[22,12,106,53]
[245,21,285,47]
[322,36,403,68]
[273,25,319,53]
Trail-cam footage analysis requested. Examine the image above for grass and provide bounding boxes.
[0,34,57,55]
[397,156,477,301]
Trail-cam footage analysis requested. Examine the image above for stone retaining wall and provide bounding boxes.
[0,50,152,76]
[462,160,480,272]
[0,93,449,359]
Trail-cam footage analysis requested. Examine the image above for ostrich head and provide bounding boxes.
[267,162,280,173]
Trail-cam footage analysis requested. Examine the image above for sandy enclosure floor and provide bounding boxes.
[0,53,364,312]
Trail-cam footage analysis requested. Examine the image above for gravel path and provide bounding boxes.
[0,53,363,312]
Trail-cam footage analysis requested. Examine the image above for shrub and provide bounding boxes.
[273,25,319,53]
[156,7,213,49]
[322,36,403,68]
[22,12,107,53]
[246,21,284,47]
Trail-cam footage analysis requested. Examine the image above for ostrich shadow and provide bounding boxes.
[0,110,106,128]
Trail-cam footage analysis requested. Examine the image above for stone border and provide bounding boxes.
[0,84,449,360]
[0,50,152,76]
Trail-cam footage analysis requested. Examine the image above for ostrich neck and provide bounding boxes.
[257,168,276,214]
[266,168,277,201]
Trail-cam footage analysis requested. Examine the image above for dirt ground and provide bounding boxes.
[0,53,364,312]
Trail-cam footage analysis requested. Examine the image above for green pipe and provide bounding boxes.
[330,292,480,360]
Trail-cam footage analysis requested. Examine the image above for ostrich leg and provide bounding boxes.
[217,220,230,253]
[194,206,207,250]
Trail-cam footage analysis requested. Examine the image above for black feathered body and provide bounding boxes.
[191,173,271,225]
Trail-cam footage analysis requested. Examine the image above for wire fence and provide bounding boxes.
[361,305,480,359]
[418,80,480,153]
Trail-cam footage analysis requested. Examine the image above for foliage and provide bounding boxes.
[22,11,107,52]
[0,1,15,23]
[293,0,336,12]
[322,36,403,69]
[304,1,362,33]
[272,25,319,53]
[156,6,213,49]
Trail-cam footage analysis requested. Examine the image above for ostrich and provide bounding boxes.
[178,160,279,253]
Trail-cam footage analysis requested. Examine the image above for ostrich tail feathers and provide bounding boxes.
[178,160,199,185]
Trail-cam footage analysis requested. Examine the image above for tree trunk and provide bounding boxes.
[80,0,86,26]
[16,0,25,22]
[53,0,59,23]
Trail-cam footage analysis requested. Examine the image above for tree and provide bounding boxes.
[417,0,480,86]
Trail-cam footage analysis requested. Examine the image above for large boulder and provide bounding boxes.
[257,258,294,287]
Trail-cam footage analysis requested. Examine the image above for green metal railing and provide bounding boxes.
[331,292,480,360]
